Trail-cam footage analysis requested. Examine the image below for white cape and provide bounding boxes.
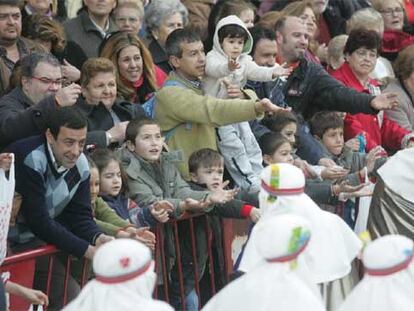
[203,261,326,311]
[238,193,362,283]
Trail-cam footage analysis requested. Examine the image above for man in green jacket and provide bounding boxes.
[155,28,285,179]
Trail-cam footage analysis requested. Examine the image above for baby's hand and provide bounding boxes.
[228,56,241,71]
[272,63,292,78]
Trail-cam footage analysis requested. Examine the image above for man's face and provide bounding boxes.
[0,5,21,43]
[171,40,206,80]
[22,62,63,104]
[252,39,277,67]
[46,126,87,169]
[276,17,309,63]
[84,0,116,18]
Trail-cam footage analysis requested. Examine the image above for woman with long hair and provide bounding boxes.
[100,31,166,104]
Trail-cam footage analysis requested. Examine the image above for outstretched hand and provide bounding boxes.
[255,98,291,115]
[207,180,238,204]
[370,92,399,111]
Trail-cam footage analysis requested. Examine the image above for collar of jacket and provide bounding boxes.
[79,9,116,34]
[42,134,68,178]
[76,96,133,117]
[334,62,378,94]
[13,87,35,107]
[148,37,168,65]
[168,71,202,94]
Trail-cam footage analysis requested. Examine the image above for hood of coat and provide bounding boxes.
[212,15,253,57]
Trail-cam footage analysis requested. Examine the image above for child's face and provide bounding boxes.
[90,167,100,205]
[265,142,294,165]
[322,127,344,156]
[99,159,122,197]
[281,122,297,145]
[132,124,164,162]
[222,37,244,60]
[191,165,224,191]
[239,9,255,28]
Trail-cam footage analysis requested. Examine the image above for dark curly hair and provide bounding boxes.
[344,28,381,55]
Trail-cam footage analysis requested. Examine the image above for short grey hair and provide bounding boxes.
[20,52,61,78]
[346,8,384,35]
[144,0,188,34]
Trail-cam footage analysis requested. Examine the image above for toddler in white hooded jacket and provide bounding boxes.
[203,15,289,194]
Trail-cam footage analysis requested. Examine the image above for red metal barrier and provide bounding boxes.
[1,213,241,310]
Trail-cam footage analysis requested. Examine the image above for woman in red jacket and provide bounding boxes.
[331,29,414,152]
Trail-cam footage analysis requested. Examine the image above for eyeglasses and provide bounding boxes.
[31,76,64,86]
[354,49,378,59]
[380,7,404,16]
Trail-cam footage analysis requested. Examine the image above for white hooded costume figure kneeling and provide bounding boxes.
[202,214,326,311]
[62,239,173,311]
[339,234,414,311]
[238,163,362,284]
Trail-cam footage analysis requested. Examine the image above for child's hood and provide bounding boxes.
[212,15,253,57]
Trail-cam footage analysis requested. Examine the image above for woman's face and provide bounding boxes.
[27,0,51,13]
[311,0,328,15]
[239,9,255,28]
[114,7,142,34]
[82,72,117,109]
[380,0,404,31]
[346,47,378,80]
[154,12,183,46]
[299,7,317,39]
[118,45,143,83]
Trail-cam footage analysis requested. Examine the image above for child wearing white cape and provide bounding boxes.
[339,234,414,311]
[202,214,326,311]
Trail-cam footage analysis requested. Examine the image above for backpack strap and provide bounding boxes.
[161,79,193,142]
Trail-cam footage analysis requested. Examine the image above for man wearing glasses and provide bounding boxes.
[0,52,81,150]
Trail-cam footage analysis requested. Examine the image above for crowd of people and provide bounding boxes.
[0,0,414,310]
